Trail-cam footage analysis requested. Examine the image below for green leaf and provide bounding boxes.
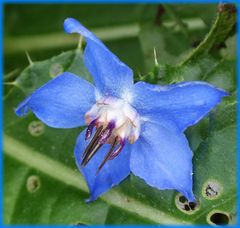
[220,34,236,60]
[14,49,91,95]
[139,24,191,73]
[209,93,236,131]
[4,155,109,224]
[4,134,189,225]
[192,124,236,224]
[140,53,236,91]
[179,54,236,92]
[185,93,236,152]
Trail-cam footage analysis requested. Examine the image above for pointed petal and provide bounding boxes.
[15,72,96,128]
[132,81,228,131]
[64,18,134,99]
[130,120,195,201]
[74,129,131,201]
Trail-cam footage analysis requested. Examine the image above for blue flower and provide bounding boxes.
[15,18,228,202]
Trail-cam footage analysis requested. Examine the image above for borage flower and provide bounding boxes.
[16,18,227,202]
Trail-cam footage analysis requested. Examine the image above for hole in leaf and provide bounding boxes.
[189,201,197,210]
[175,194,200,215]
[209,212,230,225]
[184,204,190,211]
[28,121,45,136]
[202,179,223,200]
[26,175,40,192]
[179,195,187,203]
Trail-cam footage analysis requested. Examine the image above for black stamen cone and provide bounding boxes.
[82,126,103,160]
[82,143,103,166]
[96,137,118,174]
[81,122,115,167]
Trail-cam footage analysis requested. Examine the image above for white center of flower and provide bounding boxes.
[85,97,140,144]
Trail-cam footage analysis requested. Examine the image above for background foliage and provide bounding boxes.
[4,3,237,225]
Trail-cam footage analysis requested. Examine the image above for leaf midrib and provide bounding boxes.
[4,134,190,225]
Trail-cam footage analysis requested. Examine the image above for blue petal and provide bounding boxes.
[64,18,134,99]
[15,72,96,128]
[132,81,228,131]
[130,119,195,201]
[74,129,131,201]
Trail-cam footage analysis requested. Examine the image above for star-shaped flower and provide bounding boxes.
[15,18,227,202]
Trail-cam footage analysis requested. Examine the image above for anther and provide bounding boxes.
[82,143,103,166]
[96,137,118,174]
[108,139,125,160]
[82,126,103,160]
[98,122,115,144]
[81,122,115,167]
[85,119,97,140]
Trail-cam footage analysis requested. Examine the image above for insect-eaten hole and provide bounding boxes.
[202,179,223,200]
[207,211,230,225]
[26,175,40,193]
[28,121,45,136]
[175,194,199,215]
[49,63,64,78]
[179,195,187,203]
